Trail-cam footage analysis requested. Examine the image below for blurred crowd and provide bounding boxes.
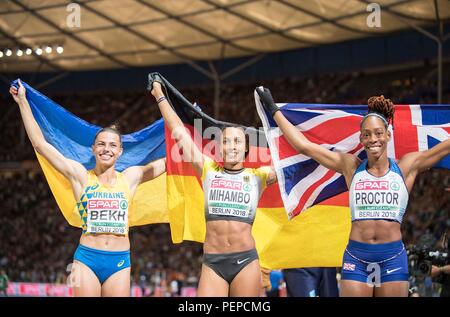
[0,64,449,293]
[403,168,450,245]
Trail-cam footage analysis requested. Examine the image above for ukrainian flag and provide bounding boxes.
[11,79,168,228]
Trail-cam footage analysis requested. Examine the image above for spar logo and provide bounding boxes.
[88,199,119,210]
[120,200,128,209]
[355,181,389,190]
[211,179,242,190]
[243,183,252,192]
[390,181,400,191]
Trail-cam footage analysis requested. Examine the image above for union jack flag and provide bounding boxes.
[255,90,450,220]
[343,262,356,271]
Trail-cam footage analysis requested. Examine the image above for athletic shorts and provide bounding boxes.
[74,244,130,284]
[203,248,259,284]
[341,239,409,284]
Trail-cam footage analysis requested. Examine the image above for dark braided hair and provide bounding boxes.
[93,124,122,145]
[366,95,395,128]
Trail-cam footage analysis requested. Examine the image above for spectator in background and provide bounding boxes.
[265,270,284,297]
[430,228,450,297]
[139,273,148,297]
[283,268,339,297]
[0,269,9,296]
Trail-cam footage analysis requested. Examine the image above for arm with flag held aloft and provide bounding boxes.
[9,79,87,200]
[255,89,450,220]
[9,78,167,228]
[255,86,359,186]
[148,74,204,177]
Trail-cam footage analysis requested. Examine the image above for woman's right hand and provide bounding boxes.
[256,86,279,116]
[9,79,26,104]
[150,80,164,100]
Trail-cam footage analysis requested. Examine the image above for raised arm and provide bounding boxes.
[122,158,166,195]
[9,80,87,188]
[150,79,204,177]
[256,87,359,182]
[399,138,450,191]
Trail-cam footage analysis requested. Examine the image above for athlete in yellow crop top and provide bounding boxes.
[150,78,277,297]
[10,80,166,297]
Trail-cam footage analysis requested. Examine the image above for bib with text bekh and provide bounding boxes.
[77,171,131,235]
[86,191,129,235]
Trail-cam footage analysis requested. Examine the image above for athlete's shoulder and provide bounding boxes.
[202,156,222,174]
[388,157,407,180]
[112,169,129,180]
[352,157,366,174]
[85,169,96,181]
[252,165,271,178]
[396,152,420,170]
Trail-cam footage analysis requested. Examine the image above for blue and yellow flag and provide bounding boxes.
[12,79,168,228]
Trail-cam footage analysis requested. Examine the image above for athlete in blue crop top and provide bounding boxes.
[151,78,277,297]
[257,88,450,297]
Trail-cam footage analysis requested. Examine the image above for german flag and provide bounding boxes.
[150,73,351,269]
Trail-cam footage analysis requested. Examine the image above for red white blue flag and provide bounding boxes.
[255,91,450,219]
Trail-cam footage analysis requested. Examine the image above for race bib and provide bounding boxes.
[352,180,403,221]
[86,198,129,235]
[207,178,252,218]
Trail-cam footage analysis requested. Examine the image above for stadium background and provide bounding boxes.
[0,0,449,297]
